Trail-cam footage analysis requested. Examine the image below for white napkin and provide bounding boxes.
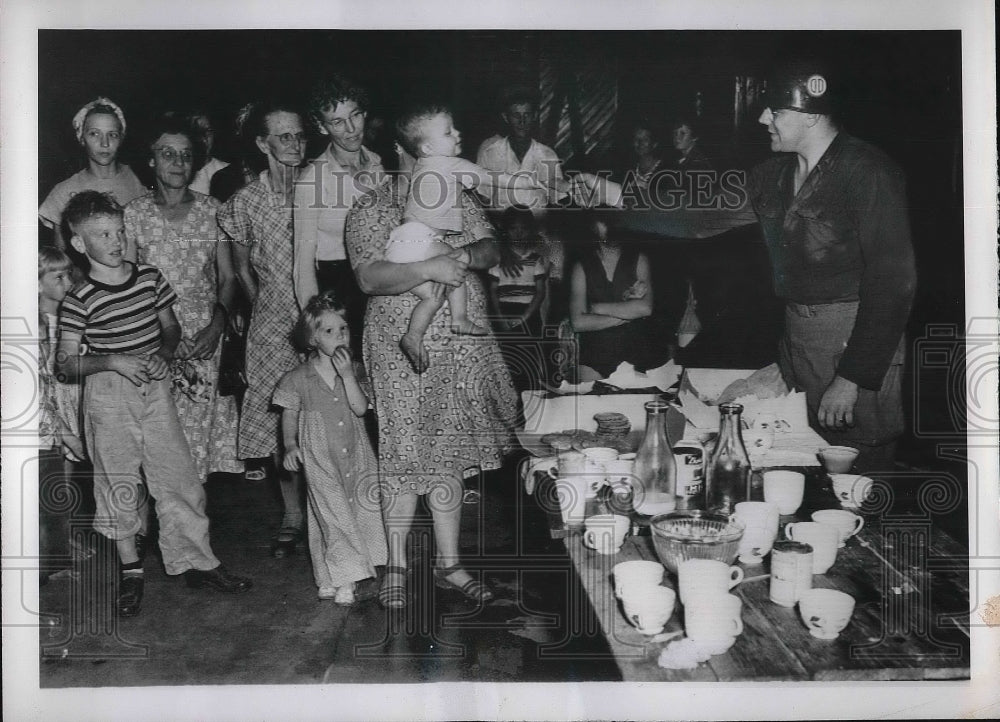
[552,380,595,395]
[603,360,681,392]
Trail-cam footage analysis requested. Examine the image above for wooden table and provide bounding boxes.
[539,468,971,681]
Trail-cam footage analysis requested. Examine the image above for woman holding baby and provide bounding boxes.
[344,103,519,609]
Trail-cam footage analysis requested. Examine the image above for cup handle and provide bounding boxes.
[528,457,558,480]
[732,615,744,636]
[729,567,744,588]
[851,517,865,536]
[809,614,825,632]
[583,530,596,549]
[785,523,797,540]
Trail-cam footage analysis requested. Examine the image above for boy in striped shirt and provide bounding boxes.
[57,191,251,617]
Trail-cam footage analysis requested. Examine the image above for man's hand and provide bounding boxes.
[818,375,860,430]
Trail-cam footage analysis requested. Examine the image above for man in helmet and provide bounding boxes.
[747,62,917,473]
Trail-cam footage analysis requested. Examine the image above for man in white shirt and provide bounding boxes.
[475,86,565,211]
[188,111,230,196]
[293,74,384,343]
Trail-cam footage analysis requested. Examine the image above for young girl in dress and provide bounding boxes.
[275,291,387,603]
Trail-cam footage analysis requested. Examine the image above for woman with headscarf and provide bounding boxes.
[39,97,147,248]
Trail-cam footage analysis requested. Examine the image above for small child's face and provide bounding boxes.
[507,218,535,243]
[419,113,462,158]
[40,266,75,304]
[312,310,351,358]
[70,214,127,271]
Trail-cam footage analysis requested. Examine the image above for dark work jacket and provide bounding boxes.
[748,132,916,390]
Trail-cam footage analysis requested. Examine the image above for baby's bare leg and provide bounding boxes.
[401,281,445,374]
[445,282,488,336]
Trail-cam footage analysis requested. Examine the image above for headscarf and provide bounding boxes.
[72,97,127,142]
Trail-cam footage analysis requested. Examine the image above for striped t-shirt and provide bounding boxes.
[59,263,177,356]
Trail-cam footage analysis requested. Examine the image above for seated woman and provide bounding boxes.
[568,210,669,381]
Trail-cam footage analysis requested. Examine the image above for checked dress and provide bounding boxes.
[217,172,302,460]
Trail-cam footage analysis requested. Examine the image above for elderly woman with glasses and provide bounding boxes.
[123,113,242,490]
[217,100,312,557]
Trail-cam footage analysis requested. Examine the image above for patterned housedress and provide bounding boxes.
[125,191,242,481]
[217,172,301,459]
[273,361,387,589]
[345,179,519,495]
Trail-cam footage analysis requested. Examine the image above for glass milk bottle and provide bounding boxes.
[705,403,751,514]
[632,400,677,515]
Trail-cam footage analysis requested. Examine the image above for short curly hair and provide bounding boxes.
[307,74,370,124]
[62,190,123,235]
[293,290,348,352]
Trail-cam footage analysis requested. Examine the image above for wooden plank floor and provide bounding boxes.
[38,456,621,686]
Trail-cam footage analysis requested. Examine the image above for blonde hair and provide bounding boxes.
[38,246,73,278]
[293,290,347,352]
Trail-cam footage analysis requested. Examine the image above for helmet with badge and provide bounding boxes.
[763,60,834,115]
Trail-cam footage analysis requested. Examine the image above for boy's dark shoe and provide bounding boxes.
[183,565,252,593]
[117,575,144,617]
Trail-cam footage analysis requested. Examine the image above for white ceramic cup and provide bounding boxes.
[527,449,588,480]
[581,447,619,496]
[603,458,636,493]
[811,509,865,547]
[785,521,839,574]
[763,470,806,515]
[583,514,630,554]
[613,560,665,599]
[829,474,874,509]
[678,559,745,606]
[554,476,590,526]
[819,446,859,474]
[684,591,744,653]
[733,501,780,564]
[621,585,676,635]
[798,588,856,640]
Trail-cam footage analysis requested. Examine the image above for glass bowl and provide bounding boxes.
[649,511,745,574]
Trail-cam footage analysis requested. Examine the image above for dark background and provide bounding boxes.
[38,29,966,472]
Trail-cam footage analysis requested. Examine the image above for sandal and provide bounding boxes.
[433,563,494,604]
[378,565,409,609]
[271,526,301,558]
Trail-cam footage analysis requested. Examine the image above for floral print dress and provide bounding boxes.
[125,191,241,481]
[345,179,519,495]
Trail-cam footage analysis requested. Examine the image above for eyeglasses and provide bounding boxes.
[155,147,194,164]
[269,132,308,146]
[323,110,365,131]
